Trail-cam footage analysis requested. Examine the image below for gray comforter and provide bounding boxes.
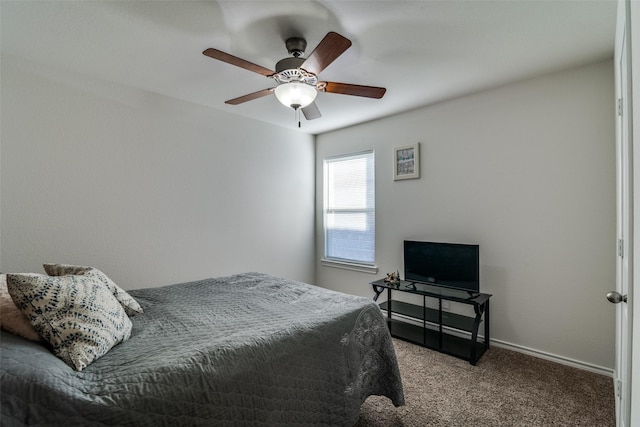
[1,272,404,426]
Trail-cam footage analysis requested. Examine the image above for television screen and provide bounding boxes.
[404,240,479,293]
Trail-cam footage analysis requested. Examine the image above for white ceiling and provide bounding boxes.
[1,0,617,135]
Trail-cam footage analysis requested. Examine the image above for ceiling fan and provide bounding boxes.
[203,32,386,122]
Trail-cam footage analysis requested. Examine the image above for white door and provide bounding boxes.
[612,2,632,425]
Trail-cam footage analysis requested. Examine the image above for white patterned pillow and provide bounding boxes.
[7,273,132,371]
[43,264,143,316]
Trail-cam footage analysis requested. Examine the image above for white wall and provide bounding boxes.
[0,56,315,288]
[315,60,616,370]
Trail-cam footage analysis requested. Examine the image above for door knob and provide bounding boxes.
[606,291,627,304]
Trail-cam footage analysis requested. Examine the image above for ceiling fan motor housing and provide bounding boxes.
[274,57,318,87]
[275,57,306,73]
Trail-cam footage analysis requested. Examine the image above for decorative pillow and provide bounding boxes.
[7,273,132,371]
[0,274,42,342]
[43,264,143,316]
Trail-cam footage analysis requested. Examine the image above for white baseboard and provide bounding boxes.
[381,311,614,377]
[490,338,614,378]
[382,312,614,377]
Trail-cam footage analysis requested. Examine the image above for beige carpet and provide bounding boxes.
[356,339,615,426]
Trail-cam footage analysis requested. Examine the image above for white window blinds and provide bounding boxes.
[323,151,375,265]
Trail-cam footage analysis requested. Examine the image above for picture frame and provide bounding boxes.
[393,143,420,180]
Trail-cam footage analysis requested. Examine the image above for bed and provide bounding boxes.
[1,272,404,426]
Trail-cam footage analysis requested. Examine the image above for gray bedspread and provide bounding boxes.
[1,272,404,426]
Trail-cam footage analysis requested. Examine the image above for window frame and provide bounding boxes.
[322,150,378,274]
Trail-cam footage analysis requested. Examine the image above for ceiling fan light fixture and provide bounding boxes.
[204,31,385,121]
[274,82,317,110]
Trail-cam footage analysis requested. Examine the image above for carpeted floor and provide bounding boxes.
[356,339,615,426]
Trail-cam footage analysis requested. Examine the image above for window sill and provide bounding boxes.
[321,259,379,274]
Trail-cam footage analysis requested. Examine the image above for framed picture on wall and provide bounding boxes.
[393,143,420,180]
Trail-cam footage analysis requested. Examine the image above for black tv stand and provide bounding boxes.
[371,279,492,365]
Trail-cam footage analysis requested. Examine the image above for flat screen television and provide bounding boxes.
[404,240,480,293]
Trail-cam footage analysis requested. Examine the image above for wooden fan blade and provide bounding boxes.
[302,102,322,120]
[203,48,275,77]
[320,82,386,99]
[301,32,352,75]
[225,88,275,105]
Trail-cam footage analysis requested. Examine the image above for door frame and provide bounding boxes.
[615,1,633,425]
[629,0,640,423]
[615,1,635,426]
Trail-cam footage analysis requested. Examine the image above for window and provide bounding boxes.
[323,151,375,270]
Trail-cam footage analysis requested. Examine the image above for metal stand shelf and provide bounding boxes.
[371,279,492,365]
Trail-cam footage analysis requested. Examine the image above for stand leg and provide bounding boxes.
[372,285,384,301]
[471,303,486,365]
[484,300,490,349]
[438,298,443,349]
